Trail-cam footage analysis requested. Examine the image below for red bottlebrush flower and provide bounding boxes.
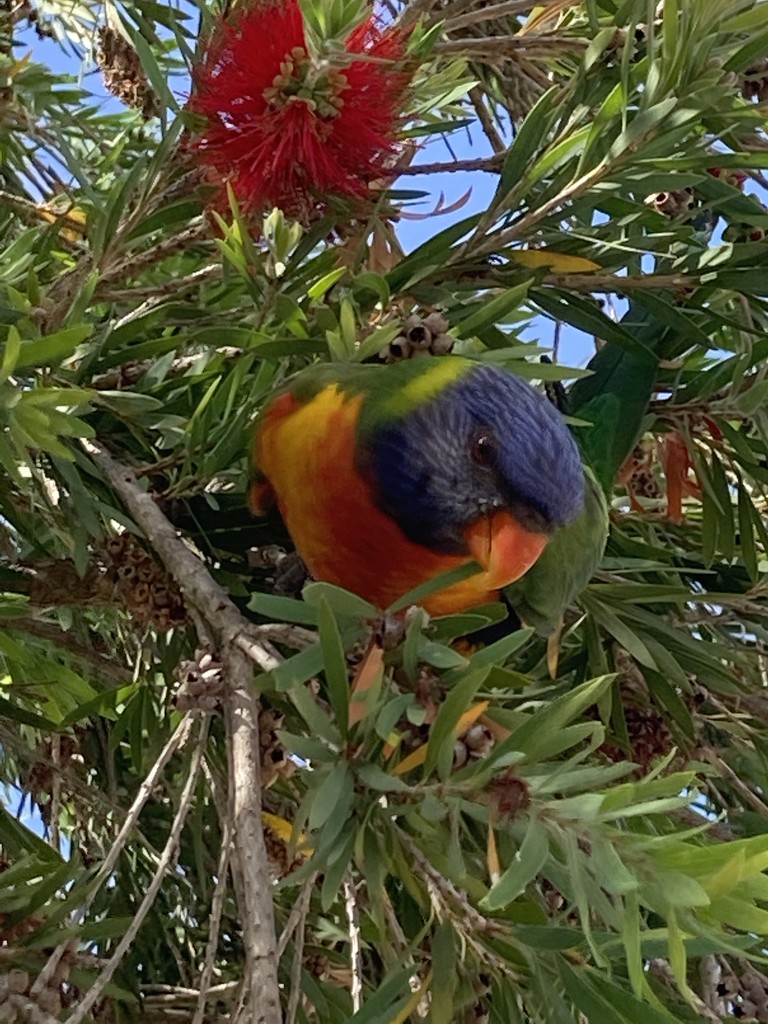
[189,0,411,217]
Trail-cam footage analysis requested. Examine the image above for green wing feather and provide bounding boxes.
[504,466,609,636]
[249,357,473,500]
[285,356,471,412]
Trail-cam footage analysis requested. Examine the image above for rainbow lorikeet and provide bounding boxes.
[249,356,587,617]
[504,466,609,636]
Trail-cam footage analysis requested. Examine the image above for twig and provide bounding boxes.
[192,815,233,1024]
[97,221,211,289]
[253,622,317,650]
[30,714,196,999]
[105,270,222,329]
[0,188,81,233]
[443,0,555,31]
[90,347,242,390]
[344,875,364,1013]
[397,155,504,175]
[102,264,222,303]
[382,889,410,956]
[277,871,319,959]
[437,35,587,56]
[284,877,314,1024]
[143,981,238,1003]
[648,958,723,1024]
[399,831,521,981]
[701,745,768,819]
[542,272,697,293]
[82,441,280,672]
[476,162,611,253]
[397,0,442,30]
[67,715,211,1024]
[224,644,282,1024]
[668,807,733,843]
[48,735,60,854]
[42,221,211,332]
[442,0,557,31]
[468,87,506,154]
[229,976,250,1024]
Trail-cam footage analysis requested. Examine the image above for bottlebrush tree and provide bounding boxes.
[2,0,768,1022]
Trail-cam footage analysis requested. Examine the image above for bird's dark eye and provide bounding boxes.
[471,429,497,466]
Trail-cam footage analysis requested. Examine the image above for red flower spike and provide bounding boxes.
[189,0,411,217]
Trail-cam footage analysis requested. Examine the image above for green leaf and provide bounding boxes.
[482,816,549,910]
[307,267,347,300]
[344,968,417,1024]
[425,668,489,780]
[387,561,482,614]
[309,763,353,831]
[318,598,350,735]
[15,325,92,369]
[453,280,533,339]
[503,675,614,762]
[303,583,377,619]
[247,592,319,626]
[495,87,559,201]
[534,290,657,363]
[429,922,457,1021]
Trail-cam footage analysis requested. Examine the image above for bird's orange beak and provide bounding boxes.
[464,511,548,589]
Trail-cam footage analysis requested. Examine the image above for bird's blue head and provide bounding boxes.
[361,360,585,556]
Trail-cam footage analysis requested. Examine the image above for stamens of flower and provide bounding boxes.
[263,49,350,120]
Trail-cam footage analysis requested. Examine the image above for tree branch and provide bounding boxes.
[648,958,723,1023]
[437,34,587,56]
[67,715,211,1024]
[344,875,363,1013]
[82,441,278,669]
[224,644,282,1024]
[441,0,560,31]
[30,714,197,1000]
[192,815,233,1024]
[83,440,282,1023]
[397,155,504,175]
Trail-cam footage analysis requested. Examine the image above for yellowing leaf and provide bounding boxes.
[9,52,32,78]
[391,743,428,776]
[261,811,295,843]
[510,250,600,273]
[261,811,312,855]
[35,203,87,242]
[382,732,402,759]
[349,640,385,726]
[454,700,490,736]
[487,822,501,883]
[391,700,489,776]
[701,846,768,898]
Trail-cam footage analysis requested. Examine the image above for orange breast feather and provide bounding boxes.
[253,385,502,615]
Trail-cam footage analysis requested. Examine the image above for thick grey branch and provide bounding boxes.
[83,441,276,669]
[84,441,281,1024]
[225,644,281,1024]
